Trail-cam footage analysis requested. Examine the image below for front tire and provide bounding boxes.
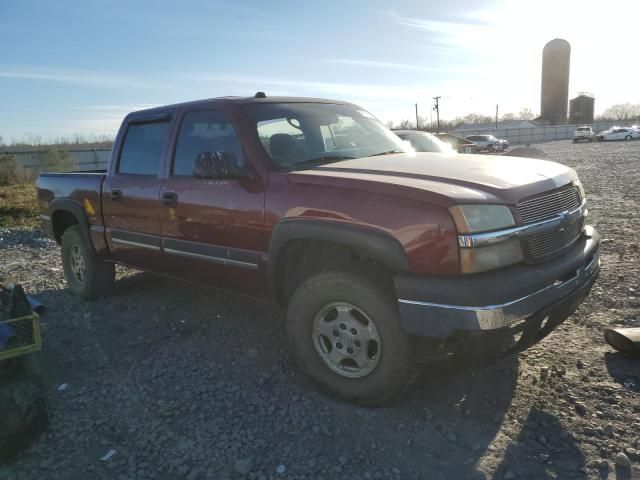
[286,271,413,406]
[625,135,632,141]
[61,225,114,299]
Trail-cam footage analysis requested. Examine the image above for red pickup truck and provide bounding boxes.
[37,95,600,405]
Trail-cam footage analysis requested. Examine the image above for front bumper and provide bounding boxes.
[395,226,600,339]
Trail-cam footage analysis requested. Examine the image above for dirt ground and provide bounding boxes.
[0,140,638,479]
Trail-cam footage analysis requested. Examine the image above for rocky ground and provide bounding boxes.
[0,139,639,479]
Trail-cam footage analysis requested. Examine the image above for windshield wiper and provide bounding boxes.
[370,149,403,156]
[288,155,355,170]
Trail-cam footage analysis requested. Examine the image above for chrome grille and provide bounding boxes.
[517,184,584,262]
[525,220,583,260]
[517,184,581,224]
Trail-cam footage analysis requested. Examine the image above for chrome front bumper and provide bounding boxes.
[396,227,600,338]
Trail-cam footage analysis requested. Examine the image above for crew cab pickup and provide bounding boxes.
[37,95,600,405]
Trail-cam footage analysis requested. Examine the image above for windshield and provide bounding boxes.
[245,103,407,168]
[398,132,453,153]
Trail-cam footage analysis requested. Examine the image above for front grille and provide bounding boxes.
[517,184,581,224]
[524,220,583,260]
[517,184,583,262]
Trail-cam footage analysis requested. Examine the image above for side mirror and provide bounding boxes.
[192,151,248,179]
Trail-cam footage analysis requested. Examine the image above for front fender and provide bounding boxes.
[267,219,410,300]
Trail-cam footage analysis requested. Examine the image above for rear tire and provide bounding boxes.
[625,135,632,141]
[286,271,414,406]
[61,225,114,299]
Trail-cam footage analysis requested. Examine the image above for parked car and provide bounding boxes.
[464,134,503,152]
[498,138,509,150]
[596,127,640,141]
[393,130,455,153]
[36,94,600,406]
[573,126,595,142]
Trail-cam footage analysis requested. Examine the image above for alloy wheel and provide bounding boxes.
[312,302,381,378]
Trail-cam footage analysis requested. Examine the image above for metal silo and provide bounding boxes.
[540,39,571,125]
[569,93,595,124]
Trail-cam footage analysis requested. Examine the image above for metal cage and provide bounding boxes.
[0,312,42,361]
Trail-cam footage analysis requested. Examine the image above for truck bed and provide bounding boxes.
[36,171,107,241]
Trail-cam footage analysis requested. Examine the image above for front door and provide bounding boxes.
[158,108,266,293]
[102,117,171,271]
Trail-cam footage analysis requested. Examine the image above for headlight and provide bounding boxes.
[449,205,516,233]
[574,180,586,200]
[459,239,523,274]
[450,204,522,273]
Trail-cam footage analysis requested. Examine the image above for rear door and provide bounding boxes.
[158,108,266,293]
[102,114,172,271]
[612,129,625,140]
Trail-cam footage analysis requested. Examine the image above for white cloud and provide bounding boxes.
[179,72,432,100]
[0,68,164,89]
[322,58,488,75]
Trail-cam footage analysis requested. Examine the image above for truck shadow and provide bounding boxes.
[604,351,640,393]
[26,270,586,479]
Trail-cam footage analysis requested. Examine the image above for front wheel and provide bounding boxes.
[61,225,115,299]
[286,271,413,406]
[625,135,632,141]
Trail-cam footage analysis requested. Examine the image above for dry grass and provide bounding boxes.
[0,183,38,229]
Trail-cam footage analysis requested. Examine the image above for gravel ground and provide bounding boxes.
[1,139,639,480]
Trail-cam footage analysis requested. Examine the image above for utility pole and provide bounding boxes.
[432,96,441,131]
[415,103,419,130]
[495,104,499,129]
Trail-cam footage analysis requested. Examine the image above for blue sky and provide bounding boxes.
[1,0,638,141]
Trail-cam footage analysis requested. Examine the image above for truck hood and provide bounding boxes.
[289,152,578,205]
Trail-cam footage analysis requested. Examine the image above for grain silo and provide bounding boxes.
[569,93,595,124]
[540,39,571,125]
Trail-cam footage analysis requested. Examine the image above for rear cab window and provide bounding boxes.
[118,121,170,175]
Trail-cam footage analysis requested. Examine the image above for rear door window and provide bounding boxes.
[173,110,245,176]
[118,121,170,175]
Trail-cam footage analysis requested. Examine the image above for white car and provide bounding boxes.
[572,126,595,142]
[596,127,640,141]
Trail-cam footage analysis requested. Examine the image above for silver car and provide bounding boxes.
[464,134,503,152]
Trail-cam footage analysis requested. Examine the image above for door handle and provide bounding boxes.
[110,189,122,202]
[161,192,178,208]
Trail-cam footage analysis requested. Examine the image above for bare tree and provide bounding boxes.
[385,120,395,130]
[601,103,640,121]
[518,108,535,120]
[398,119,414,129]
[24,133,43,146]
[501,113,516,121]
[461,113,493,125]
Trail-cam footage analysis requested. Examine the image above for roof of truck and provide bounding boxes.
[129,95,354,116]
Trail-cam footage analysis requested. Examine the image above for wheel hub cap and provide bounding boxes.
[70,245,86,282]
[312,302,381,378]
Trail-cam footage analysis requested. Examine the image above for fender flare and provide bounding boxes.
[267,219,409,300]
[48,198,92,245]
